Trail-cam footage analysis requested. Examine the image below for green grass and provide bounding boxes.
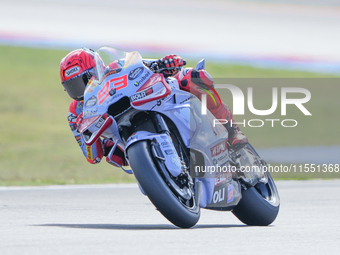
[0,45,338,185]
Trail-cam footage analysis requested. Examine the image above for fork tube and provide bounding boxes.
[119,126,131,143]
[150,112,170,135]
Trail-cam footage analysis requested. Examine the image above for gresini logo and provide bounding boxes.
[201,85,312,128]
[128,67,144,80]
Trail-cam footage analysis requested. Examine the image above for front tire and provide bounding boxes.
[127,140,200,228]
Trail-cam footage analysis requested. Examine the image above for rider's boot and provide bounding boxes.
[103,139,127,167]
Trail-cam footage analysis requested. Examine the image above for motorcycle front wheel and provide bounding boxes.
[127,140,200,228]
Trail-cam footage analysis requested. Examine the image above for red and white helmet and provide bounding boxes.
[60,48,100,101]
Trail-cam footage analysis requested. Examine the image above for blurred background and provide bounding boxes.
[0,0,339,185]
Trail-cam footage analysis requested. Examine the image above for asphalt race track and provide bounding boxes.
[1,180,339,255]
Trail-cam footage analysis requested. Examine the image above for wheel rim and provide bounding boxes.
[255,173,280,207]
[152,151,199,213]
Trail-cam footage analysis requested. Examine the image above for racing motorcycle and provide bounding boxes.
[79,46,280,228]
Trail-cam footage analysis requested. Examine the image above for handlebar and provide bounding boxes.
[143,59,187,73]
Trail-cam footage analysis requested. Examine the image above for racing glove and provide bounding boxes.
[160,54,184,76]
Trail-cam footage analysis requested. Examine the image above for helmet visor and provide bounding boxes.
[62,74,86,101]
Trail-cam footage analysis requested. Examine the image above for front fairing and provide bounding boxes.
[83,46,172,117]
[83,47,142,118]
[81,46,172,142]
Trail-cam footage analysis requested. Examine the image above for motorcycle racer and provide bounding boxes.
[61,48,126,166]
[60,48,247,167]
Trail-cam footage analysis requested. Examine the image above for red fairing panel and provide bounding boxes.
[131,73,171,107]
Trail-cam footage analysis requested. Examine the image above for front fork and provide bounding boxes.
[150,112,198,192]
[150,112,170,135]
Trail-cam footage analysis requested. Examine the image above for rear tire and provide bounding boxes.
[232,173,280,226]
[127,140,200,228]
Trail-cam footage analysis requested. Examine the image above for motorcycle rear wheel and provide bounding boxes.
[127,140,200,228]
[232,172,280,226]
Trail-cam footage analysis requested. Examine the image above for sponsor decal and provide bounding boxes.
[213,187,225,203]
[101,68,122,81]
[134,71,151,87]
[211,141,227,157]
[95,117,105,128]
[122,52,138,68]
[131,54,139,65]
[179,97,190,104]
[106,68,122,76]
[215,172,230,186]
[85,79,99,93]
[171,157,181,168]
[227,184,234,203]
[164,149,175,155]
[84,108,98,117]
[107,92,123,104]
[86,146,93,160]
[75,135,81,146]
[130,91,147,101]
[68,113,77,123]
[85,96,97,108]
[128,67,144,80]
[216,153,228,164]
[87,79,93,87]
[65,66,81,77]
[130,88,153,102]
[161,141,170,147]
